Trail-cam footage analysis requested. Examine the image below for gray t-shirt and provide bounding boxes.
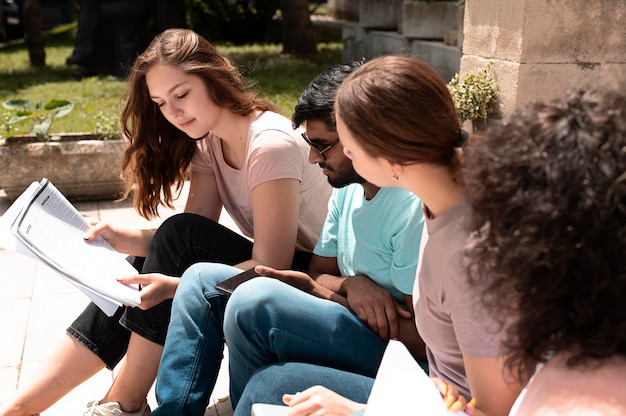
[413,202,504,399]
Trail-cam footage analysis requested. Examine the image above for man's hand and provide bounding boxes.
[254,265,349,308]
[117,273,180,310]
[342,276,411,340]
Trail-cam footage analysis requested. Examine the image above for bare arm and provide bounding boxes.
[308,254,345,291]
[87,170,222,257]
[183,170,223,220]
[236,177,301,270]
[116,170,224,308]
[463,354,521,416]
[396,294,426,362]
[86,224,156,257]
[294,255,422,359]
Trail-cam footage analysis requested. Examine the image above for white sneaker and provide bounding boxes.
[83,400,151,416]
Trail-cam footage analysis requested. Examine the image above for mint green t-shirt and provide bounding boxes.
[313,184,424,305]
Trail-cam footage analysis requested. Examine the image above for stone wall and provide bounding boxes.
[341,0,463,83]
[462,0,626,117]
[332,0,626,120]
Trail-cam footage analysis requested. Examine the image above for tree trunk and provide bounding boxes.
[279,0,317,56]
[23,0,46,66]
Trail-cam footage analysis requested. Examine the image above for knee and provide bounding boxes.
[224,278,289,334]
[226,278,285,316]
[175,262,240,301]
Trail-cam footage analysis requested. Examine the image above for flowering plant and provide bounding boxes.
[447,62,498,124]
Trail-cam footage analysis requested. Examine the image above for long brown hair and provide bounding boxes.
[119,28,274,219]
[335,55,463,179]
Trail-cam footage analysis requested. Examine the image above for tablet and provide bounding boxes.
[214,267,261,295]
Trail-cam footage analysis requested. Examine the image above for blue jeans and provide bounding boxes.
[234,362,375,416]
[224,278,389,408]
[152,262,237,416]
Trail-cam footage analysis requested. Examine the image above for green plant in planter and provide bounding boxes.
[2,99,74,142]
[447,62,498,128]
[93,111,121,140]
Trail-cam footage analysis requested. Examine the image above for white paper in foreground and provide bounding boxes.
[364,340,467,416]
[1,179,140,316]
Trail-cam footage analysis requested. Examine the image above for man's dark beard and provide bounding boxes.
[321,161,365,188]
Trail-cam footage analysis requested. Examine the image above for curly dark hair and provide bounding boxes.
[464,87,626,383]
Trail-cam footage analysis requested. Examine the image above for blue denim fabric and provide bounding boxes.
[152,262,239,416]
[224,278,389,407]
[234,362,375,416]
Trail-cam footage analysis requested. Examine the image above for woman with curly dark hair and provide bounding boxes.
[0,29,330,416]
[464,87,626,415]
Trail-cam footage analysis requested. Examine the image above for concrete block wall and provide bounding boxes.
[462,0,626,117]
[342,1,462,82]
[359,0,404,29]
[402,1,459,40]
[334,0,626,120]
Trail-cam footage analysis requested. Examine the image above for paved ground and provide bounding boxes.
[0,181,234,415]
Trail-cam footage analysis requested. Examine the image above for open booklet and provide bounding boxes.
[0,178,141,316]
[251,340,467,416]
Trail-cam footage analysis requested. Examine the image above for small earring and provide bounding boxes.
[392,174,399,182]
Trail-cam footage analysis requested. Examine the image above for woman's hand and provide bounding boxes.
[431,377,475,414]
[117,273,180,309]
[84,222,154,257]
[282,386,365,416]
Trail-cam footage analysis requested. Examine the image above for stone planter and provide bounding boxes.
[0,133,129,202]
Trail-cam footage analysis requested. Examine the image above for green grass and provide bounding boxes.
[0,24,343,138]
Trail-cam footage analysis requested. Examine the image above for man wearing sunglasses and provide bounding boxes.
[224,61,427,412]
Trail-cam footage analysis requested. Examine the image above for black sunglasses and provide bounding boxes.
[301,132,340,160]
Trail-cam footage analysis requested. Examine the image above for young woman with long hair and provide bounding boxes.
[0,28,330,416]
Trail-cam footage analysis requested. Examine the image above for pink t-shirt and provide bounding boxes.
[414,202,505,399]
[190,111,330,252]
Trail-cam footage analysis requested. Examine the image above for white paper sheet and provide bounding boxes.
[364,340,467,416]
[1,179,140,316]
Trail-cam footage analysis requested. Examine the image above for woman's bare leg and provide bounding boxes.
[98,332,162,413]
[0,333,105,416]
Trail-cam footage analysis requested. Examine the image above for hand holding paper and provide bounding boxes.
[363,340,469,416]
[1,179,141,316]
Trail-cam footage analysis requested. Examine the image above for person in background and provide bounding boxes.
[233,55,522,416]
[0,28,330,416]
[153,60,426,416]
[464,87,626,416]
